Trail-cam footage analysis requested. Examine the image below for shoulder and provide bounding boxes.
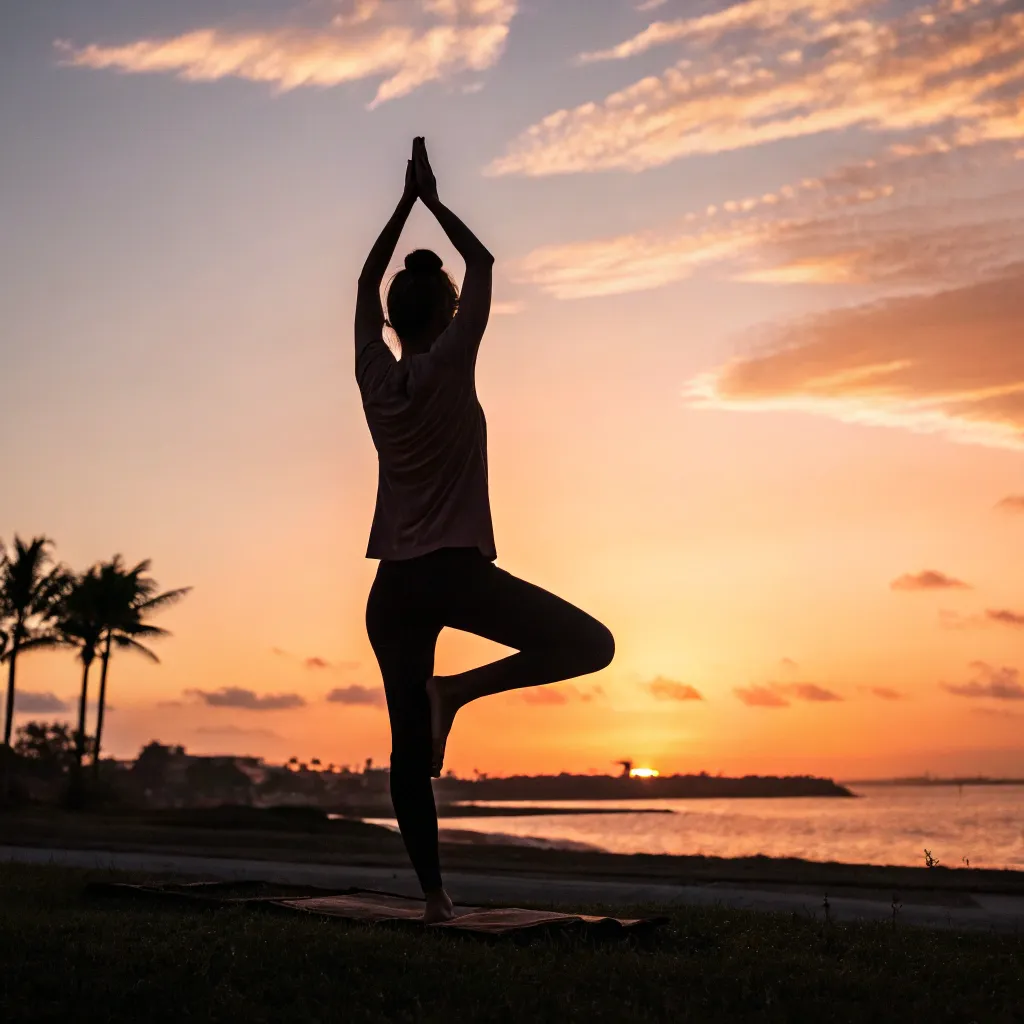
[357,337,403,401]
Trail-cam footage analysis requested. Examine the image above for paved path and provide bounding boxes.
[3,845,1023,933]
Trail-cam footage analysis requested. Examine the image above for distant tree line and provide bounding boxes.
[0,535,189,793]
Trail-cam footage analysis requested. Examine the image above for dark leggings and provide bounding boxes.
[365,547,615,891]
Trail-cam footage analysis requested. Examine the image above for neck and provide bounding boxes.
[400,333,436,356]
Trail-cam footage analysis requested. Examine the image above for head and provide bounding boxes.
[386,249,459,354]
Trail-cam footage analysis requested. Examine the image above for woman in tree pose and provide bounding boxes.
[355,138,614,923]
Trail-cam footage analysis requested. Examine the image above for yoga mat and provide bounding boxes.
[88,879,667,937]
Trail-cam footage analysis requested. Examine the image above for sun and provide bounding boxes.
[629,767,659,778]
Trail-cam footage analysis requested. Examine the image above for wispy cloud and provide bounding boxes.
[492,0,1024,175]
[57,0,518,107]
[185,687,307,710]
[580,0,877,64]
[891,571,972,592]
[514,218,767,299]
[780,682,842,703]
[735,684,789,708]
[512,142,1024,300]
[689,266,1024,452]
[520,683,604,705]
[325,685,385,707]
[862,686,906,701]
[14,691,69,713]
[995,495,1024,514]
[647,677,704,701]
[735,679,843,706]
[521,687,570,705]
[942,661,1024,701]
[986,609,1024,629]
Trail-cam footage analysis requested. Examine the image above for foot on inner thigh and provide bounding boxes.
[426,676,460,779]
[423,888,455,924]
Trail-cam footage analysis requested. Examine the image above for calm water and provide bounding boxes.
[368,785,1024,869]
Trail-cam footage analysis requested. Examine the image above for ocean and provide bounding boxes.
[368,784,1024,869]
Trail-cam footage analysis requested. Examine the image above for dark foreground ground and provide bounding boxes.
[7,805,1024,899]
[2,863,1023,1023]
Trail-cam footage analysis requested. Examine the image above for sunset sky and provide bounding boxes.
[3,0,1023,779]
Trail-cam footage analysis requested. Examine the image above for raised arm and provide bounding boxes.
[413,138,493,342]
[355,159,417,365]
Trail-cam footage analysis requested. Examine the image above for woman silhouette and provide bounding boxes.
[356,138,614,922]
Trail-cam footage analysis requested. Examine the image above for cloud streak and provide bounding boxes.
[579,0,877,64]
[512,146,1024,300]
[14,691,69,713]
[647,677,704,701]
[996,495,1024,514]
[735,684,790,708]
[891,571,972,592]
[185,687,307,710]
[863,686,905,701]
[690,266,1024,451]
[782,683,843,703]
[520,683,604,705]
[986,609,1024,628]
[492,0,1024,176]
[57,0,518,107]
[325,685,385,707]
[942,662,1024,700]
[735,680,843,706]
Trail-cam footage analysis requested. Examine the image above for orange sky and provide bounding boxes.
[4,0,1024,778]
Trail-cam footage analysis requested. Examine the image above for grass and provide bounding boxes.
[1,864,1023,1023]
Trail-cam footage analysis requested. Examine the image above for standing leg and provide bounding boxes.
[365,563,452,920]
[428,555,615,774]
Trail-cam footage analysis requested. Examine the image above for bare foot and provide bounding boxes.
[426,676,458,778]
[422,888,455,924]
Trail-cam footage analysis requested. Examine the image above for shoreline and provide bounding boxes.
[341,805,677,818]
[4,806,1023,894]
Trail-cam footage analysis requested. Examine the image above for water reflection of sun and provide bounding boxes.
[629,767,659,778]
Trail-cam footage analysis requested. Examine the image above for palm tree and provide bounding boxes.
[0,537,69,747]
[91,556,190,774]
[53,567,107,768]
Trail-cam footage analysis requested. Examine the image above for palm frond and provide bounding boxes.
[15,634,65,654]
[122,623,170,639]
[113,636,161,663]
[136,586,192,613]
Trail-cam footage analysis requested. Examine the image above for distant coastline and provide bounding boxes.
[845,777,1024,788]
[430,773,854,802]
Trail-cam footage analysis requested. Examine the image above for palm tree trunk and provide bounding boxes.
[3,633,20,747]
[75,657,92,768]
[93,634,112,778]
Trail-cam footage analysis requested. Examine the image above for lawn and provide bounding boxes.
[1,864,1022,1023]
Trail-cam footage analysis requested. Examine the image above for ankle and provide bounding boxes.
[422,887,455,922]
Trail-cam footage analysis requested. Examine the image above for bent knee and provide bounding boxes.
[573,618,615,675]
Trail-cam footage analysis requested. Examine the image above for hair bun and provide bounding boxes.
[405,249,443,273]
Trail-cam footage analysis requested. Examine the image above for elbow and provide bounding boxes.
[471,248,495,268]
